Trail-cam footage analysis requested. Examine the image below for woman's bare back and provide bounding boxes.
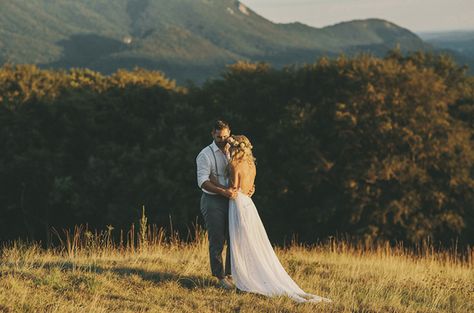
[231,161,256,195]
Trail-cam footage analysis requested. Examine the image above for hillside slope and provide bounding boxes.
[0,0,429,82]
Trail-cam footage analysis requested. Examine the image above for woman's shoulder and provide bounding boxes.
[229,160,242,170]
[230,160,255,171]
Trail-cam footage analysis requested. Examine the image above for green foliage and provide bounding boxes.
[0,51,473,247]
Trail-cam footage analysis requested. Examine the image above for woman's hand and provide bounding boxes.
[247,184,255,197]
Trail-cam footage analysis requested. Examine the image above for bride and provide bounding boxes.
[213,135,332,303]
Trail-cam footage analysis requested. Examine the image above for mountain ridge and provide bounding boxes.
[0,0,435,82]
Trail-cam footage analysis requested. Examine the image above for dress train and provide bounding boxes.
[228,192,332,303]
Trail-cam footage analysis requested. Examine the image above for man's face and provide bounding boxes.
[212,128,230,149]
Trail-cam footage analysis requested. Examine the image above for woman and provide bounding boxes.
[214,135,332,303]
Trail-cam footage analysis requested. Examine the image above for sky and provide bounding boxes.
[241,0,474,33]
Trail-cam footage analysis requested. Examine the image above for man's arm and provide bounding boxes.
[209,173,226,188]
[196,152,237,198]
[201,181,237,198]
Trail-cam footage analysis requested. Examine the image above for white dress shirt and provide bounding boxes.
[196,141,230,195]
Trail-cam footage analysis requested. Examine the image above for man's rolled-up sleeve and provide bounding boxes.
[196,152,211,189]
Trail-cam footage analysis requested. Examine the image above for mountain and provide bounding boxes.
[419,30,474,51]
[418,30,474,73]
[0,0,431,83]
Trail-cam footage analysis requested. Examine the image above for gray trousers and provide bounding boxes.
[200,192,231,279]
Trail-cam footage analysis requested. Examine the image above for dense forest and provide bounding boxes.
[0,50,473,248]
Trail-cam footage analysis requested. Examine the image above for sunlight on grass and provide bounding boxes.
[0,224,472,313]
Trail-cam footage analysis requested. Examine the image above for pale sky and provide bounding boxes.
[241,0,474,32]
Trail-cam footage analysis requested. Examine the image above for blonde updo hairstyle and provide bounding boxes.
[227,135,256,166]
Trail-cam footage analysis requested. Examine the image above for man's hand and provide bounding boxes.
[223,187,238,199]
[247,184,255,197]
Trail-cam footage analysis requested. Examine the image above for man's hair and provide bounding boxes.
[213,119,230,131]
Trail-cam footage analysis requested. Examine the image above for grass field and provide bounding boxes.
[0,225,472,313]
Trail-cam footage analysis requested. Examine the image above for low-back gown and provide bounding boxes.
[228,191,332,303]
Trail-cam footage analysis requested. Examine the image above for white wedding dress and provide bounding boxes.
[228,191,332,303]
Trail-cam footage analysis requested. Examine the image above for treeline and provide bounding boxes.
[1,51,473,248]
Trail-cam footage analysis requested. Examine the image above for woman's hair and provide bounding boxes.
[227,135,256,165]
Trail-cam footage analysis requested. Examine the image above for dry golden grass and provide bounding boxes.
[0,226,472,313]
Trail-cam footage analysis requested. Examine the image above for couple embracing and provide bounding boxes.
[196,120,332,303]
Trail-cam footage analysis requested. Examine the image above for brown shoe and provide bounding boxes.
[225,276,236,288]
[217,278,234,290]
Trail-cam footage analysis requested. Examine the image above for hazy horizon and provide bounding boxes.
[241,0,474,33]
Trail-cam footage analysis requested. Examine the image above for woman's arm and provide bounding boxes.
[229,163,240,190]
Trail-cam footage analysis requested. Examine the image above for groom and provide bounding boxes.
[196,120,253,289]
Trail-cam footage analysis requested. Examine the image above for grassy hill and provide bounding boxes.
[0,0,429,83]
[0,227,472,312]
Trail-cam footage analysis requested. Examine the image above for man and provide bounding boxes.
[196,120,236,289]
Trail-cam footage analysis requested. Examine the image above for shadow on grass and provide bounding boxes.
[106,266,217,290]
[6,260,307,302]
[13,260,231,291]
[4,260,338,307]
